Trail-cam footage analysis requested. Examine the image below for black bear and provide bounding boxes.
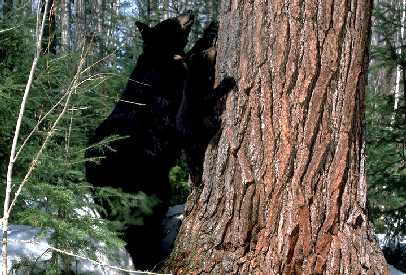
[176,22,236,185]
[85,12,194,269]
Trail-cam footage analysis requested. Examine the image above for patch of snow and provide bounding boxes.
[0,224,133,274]
[390,265,405,275]
[377,233,406,247]
[0,204,186,274]
[160,204,184,258]
[74,194,101,218]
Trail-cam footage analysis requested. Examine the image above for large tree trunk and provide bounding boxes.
[165,0,388,274]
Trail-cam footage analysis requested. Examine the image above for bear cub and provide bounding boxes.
[85,12,194,269]
[177,21,236,185]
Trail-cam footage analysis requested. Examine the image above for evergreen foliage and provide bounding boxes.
[368,0,406,239]
[0,1,215,272]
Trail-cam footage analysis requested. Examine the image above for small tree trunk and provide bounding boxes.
[42,0,56,54]
[95,0,105,57]
[2,0,12,16]
[165,0,388,274]
[60,0,70,52]
[73,0,85,50]
[393,0,406,122]
[105,0,117,62]
[146,0,151,24]
[163,0,170,19]
[403,65,406,122]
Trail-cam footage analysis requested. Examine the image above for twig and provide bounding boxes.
[128,78,153,87]
[0,25,22,34]
[65,105,75,156]
[73,72,109,88]
[10,239,171,275]
[11,46,114,195]
[6,46,87,218]
[2,1,50,274]
[80,52,116,75]
[31,248,50,274]
[96,94,147,106]
[14,89,70,160]
[45,244,169,275]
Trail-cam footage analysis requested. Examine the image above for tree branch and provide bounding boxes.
[1,1,50,274]
[10,239,171,275]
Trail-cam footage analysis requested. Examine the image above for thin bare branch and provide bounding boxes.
[7,47,87,218]
[2,1,50,274]
[13,69,110,160]
[0,25,22,34]
[97,94,147,106]
[9,239,171,275]
[14,90,70,160]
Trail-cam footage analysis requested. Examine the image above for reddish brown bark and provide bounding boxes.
[165,0,388,274]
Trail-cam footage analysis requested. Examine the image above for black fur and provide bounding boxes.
[177,22,236,185]
[85,12,194,269]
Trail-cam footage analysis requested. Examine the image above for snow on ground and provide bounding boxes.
[1,212,404,274]
[377,234,406,274]
[0,224,134,274]
[390,265,406,275]
[377,233,406,246]
[0,225,51,272]
[0,203,185,274]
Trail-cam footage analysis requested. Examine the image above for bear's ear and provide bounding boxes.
[135,21,151,40]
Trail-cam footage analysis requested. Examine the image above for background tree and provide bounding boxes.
[165,0,389,274]
[366,0,406,270]
[368,0,406,241]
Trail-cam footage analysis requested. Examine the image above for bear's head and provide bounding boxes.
[187,21,218,56]
[136,12,195,57]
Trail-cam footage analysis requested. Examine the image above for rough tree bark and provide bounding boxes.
[165,0,389,274]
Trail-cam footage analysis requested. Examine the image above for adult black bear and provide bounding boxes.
[177,22,236,185]
[85,13,194,269]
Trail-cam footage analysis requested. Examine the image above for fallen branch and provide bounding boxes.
[10,239,171,275]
